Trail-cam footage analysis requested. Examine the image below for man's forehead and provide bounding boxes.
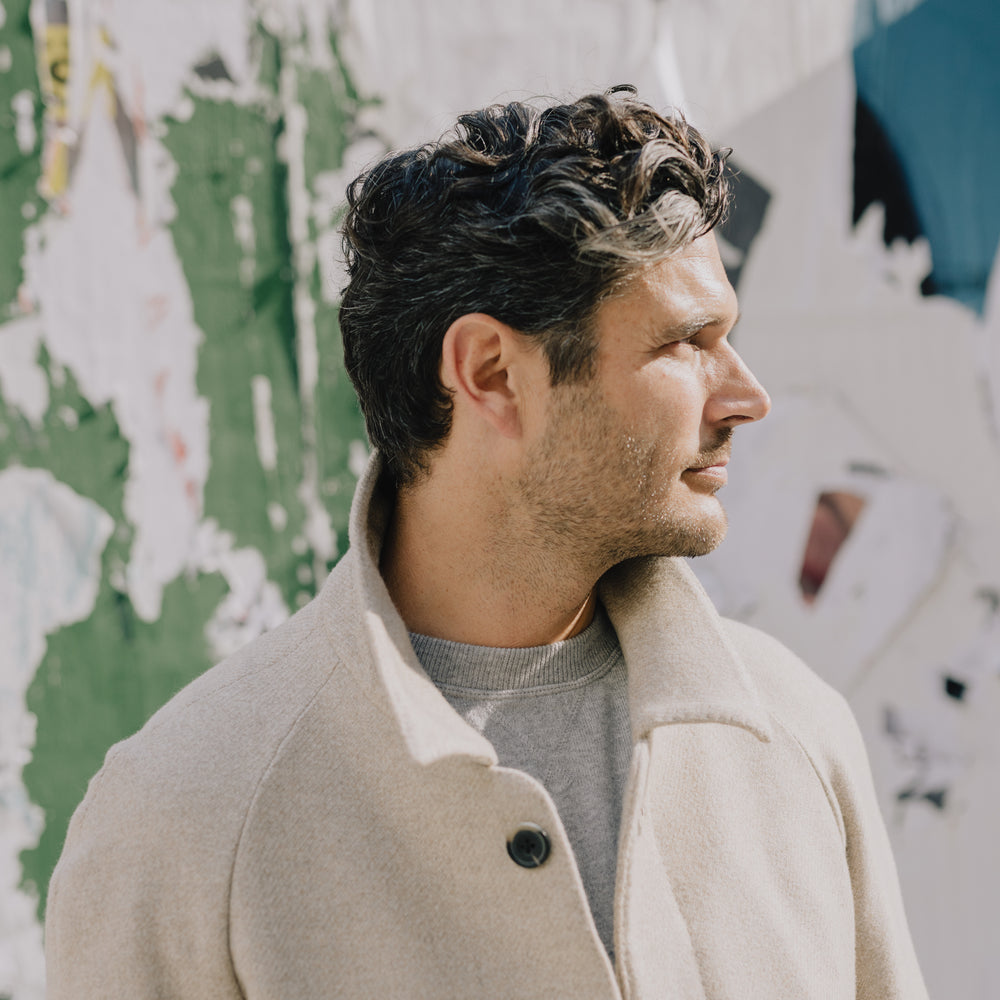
[604,234,738,330]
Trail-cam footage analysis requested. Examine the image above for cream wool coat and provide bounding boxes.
[46,458,928,999]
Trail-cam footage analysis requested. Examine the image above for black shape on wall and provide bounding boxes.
[194,55,234,82]
[943,675,967,701]
[922,789,947,810]
[852,96,939,296]
[896,785,948,811]
[718,161,771,291]
[853,96,922,244]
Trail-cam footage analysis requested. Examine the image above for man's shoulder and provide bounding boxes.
[45,563,379,992]
[122,553,369,756]
[721,617,837,699]
[719,617,863,763]
[79,557,372,837]
[126,596,333,768]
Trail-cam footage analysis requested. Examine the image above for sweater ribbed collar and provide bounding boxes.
[410,605,620,696]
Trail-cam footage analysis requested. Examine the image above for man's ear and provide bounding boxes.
[440,313,543,439]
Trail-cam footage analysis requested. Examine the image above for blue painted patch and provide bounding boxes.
[853,0,1000,314]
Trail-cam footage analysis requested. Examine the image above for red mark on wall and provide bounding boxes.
[799,491,867,603]
[168,431,187,465]
[146,295,169,329]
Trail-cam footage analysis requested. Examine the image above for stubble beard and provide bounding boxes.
[512,381,731,577]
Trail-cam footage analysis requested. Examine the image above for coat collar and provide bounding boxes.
[321,453,772,768]
[320,454,498,767]
[599,558,773,744]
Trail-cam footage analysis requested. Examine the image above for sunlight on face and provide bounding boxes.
[515,234,770,570]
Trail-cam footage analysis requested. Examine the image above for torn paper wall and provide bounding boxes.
[690,41,1000,999]
[0,315,47,426]
[696,393,954,693]
[3,6,371,977]
[22,98,210,622]
[0,467,112,1000]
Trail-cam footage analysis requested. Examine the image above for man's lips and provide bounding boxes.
[686,452,730,472]
[683,455,729,485]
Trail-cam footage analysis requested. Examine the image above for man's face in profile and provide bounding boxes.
[515,232,771,567]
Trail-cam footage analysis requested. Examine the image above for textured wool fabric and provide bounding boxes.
[410,606,630,956]
[45,454,930,1000]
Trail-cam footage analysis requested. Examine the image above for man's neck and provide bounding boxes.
[379,478,599,648]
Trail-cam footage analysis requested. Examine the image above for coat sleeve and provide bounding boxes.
[825,692,930,1000]
[722,619,930,1000]
[44,746,245,1000]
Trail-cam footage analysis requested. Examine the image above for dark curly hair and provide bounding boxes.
[340,85,731,485]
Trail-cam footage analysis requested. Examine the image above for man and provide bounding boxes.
[46,87,928,998]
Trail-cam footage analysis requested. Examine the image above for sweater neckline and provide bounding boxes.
[409,605,620,695]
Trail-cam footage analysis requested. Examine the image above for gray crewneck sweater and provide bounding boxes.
[410,606,630,956]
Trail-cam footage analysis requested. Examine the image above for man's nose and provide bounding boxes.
[706,346,771,427]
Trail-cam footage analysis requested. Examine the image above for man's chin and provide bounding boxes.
[679,530,726,558]
[618,514,727,562]
[665,505,728,558]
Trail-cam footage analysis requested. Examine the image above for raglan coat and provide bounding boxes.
[45,456,929,999]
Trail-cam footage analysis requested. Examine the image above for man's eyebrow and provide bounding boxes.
[663,310,741,337]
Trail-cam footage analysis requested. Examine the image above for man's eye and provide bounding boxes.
[655,333,701,354]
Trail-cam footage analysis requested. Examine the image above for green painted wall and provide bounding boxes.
[0,9,369,963]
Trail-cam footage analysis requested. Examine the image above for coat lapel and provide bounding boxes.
[322,453,498,767]
[599,556,773,744]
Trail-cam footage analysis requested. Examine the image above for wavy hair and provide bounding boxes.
[340,86,731,485]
